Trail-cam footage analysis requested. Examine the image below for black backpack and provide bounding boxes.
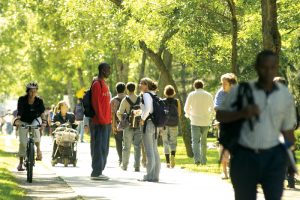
[218,82,256,155]
[113,97,122,123]
[145,92,168,127]
[126,96,141,129]
[164,98,179,126]
[82,80,101,118]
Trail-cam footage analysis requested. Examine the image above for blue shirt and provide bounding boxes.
[214,88,227,110]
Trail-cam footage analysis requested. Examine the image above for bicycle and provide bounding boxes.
[14,120,41,183]
[24,123,41,182]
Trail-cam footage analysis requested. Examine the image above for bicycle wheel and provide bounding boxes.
[27,142,35,183]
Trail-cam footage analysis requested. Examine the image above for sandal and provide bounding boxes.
[36,151,42,161]
[17,164,25,171]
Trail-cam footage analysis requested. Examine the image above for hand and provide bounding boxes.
[112,126,117,133]
[41,122,47,128]
[14,119,21,127]
[55,121,61,126]
[140,119,144,126]
[241,105,260,119]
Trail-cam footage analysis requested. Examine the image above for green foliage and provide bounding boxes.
[0,0,299,105]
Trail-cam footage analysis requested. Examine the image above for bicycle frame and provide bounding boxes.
[21,123,41,183]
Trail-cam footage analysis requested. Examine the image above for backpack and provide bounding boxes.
[145,92,168,127]
[82,80,101,118]
[126,96,141,129]
[113,97,122,123]
[164,98,179,126]
[218,82,256,156]
[74,103,84,121]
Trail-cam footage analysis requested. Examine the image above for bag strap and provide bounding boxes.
[233,82,256,131]
[126,96,135,106]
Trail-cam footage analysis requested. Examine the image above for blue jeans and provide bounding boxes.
[161,126,178,154]
[230,145,287,200]
[143,120,161,181]
[122,127,142,169]
[77,120,84,142]
[90,123,111,177]
[191,125,209,164]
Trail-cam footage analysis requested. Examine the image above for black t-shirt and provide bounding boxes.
[53,112,76,129]
[17,95,45,123]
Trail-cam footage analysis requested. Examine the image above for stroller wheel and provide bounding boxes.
[63,158,68,167]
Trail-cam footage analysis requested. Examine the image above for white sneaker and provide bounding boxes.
[91,175,109,181]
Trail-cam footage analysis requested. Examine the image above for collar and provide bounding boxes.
[117,93,126,99]
[254,81,279,95]
[195,89,203,91]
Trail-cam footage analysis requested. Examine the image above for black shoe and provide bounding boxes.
[195,161,200,166]
[134,167,140,172]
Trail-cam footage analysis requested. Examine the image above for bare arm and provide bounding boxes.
[282,130,296,145]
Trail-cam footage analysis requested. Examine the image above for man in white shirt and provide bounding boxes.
[184,80,214,165]
[216,50,297,200]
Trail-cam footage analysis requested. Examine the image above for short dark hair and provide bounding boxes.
[98,62,110,75]
[126,82,136,92]
[194,80,204,89]
[164,85,176,97]
[255,50,277,68]
[116,82,126,93]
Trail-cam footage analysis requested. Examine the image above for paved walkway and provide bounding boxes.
[1,135,300,200]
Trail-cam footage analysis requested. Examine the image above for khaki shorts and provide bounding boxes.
[18,118,41,157]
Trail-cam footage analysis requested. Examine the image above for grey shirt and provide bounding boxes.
[220,81,297,149]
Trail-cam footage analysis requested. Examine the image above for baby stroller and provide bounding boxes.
[51,124,78,167]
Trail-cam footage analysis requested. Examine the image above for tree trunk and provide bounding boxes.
[116,59,129,83]
[226,0,238,75]
[261,0,281,58]
[77,67,85,88]
[180,63,188,102]
[179,62,193,157]
[158,49,173,96]
[139,52,147,81]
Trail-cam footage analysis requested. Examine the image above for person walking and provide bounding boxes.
[117,82,142,172]
[139,77,161,182]
[74,98,85,142]
[111,82,126,166]
[90,62,112,181]
[160,85,181,168]
[214,73,237,179]
[216,50,297,200]
[184,80,214,165]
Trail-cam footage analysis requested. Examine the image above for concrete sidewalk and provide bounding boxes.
[2,135,300,200]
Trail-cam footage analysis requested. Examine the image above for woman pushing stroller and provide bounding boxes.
[51,101,78,167]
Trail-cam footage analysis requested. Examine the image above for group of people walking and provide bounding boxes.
[12,50,299,200]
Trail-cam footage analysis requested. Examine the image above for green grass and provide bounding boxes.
[0,149,26,200]
[157,137,220,173]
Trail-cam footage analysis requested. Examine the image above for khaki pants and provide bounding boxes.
[18,118,41,157]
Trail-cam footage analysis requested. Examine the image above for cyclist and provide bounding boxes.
[14,82,46,171]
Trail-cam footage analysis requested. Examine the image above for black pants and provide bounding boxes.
[114,131,123,163]
[230,144,287,200]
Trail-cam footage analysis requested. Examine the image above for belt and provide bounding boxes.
[238,144,281,154]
